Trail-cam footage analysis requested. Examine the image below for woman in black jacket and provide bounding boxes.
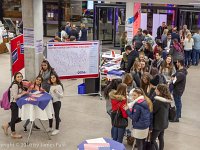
[131,60,142,88]
[151,84,172,150]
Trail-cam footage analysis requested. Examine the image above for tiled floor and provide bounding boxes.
[0,52,200,150]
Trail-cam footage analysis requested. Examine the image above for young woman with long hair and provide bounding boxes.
[47,74,64,135]
[23,75,45,132]
[140,60,149,75]
[140,72,152,95]
[124,88,153,150]
[2,72,28,139]
[109,83,128,143]
[143,42,154,61]
[183,33,194,67]
[104,79,122,116]
[123,73,134,93]
[151,84,172,150]
[131,60,142,88]
[39,60,56,92]
[169,39,184,69]
[160,55,176,83]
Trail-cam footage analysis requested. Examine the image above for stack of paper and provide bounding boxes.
[84,138,110,150]
[84,143,110,150]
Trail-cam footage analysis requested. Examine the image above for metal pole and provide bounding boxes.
[9,42,13,83]
[99,40,103,100]
[39,120,51,140]
[26,121,34,145]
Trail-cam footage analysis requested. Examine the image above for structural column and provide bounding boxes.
[125,0,134,42]
[21,0,44,80]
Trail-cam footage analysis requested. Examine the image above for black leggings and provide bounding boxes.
[135,138,145,150]
[151,129,165,150]
[49,101,61,130]
[8,102,21,132]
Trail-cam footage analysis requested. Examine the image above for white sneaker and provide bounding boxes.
[46,127,53,132]
[51,129,59,135]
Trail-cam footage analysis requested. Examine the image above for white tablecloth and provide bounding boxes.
[18,101,54,121]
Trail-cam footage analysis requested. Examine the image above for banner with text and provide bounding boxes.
[133,3,141,36]
[10,34,24,76]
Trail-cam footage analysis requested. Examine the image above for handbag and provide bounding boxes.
[111,103,128,128]
[142,132,157,150]
[169,105,176,121]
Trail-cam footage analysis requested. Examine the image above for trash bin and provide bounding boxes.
[78,83,86,94]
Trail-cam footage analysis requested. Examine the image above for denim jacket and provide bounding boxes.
[193,33,200,50]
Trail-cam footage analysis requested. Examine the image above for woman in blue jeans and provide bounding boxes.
[183,33,194,67]
[124,88,153,150]
[110,83,128,143]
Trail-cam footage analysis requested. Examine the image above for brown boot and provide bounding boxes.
[11,132,22,139]
[2,123,9,136]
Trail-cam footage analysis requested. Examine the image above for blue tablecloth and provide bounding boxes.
[16,92,52,110]
[77,138,126,150]
[107,70,125,76]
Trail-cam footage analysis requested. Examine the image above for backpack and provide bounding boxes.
[0,88,11,110]
[0,82,20,110]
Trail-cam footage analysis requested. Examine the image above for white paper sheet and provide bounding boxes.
[86,138,106,144]
[172,76,177,84]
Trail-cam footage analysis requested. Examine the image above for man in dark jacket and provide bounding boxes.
[69,24,79,40]
[171,27,180,43]
[132,28,145,51]
[172,59,187,122]
[79,23,87,41]
[65,22,71,35]
[126,47,139,73]
[163,33,172,51]
[156,22,167,39]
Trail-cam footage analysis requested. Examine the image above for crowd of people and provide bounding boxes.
[2,60,63,139]
[105,24,191,149]
[50,22,88,42]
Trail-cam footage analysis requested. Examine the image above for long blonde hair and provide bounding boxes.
[163,29,169,35]
[187,33,192,42]
[133,88,153,112]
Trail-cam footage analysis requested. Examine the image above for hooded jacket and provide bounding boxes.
[126,96,151,130]
[172,68,187,96]
[109,90,128,118]
[153,96,172,130]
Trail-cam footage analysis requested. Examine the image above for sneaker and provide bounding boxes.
[33,125,40,130]
[11,132,22,139]
[2,123,9,135]
[51,129,59,136]
[46,127,53,132]
[24,127,27,132]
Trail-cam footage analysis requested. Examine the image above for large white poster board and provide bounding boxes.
[47,41,100,79]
